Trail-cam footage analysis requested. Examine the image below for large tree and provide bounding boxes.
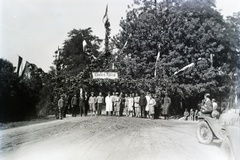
[113,0,239,109]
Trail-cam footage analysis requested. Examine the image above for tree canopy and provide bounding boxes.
[112,0,239,103]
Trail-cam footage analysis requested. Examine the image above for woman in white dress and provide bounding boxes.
[145,92,151,118]
[149,94,156,119]
[105,92,113,116]
[128,94,134,117]
[134,93,140,117]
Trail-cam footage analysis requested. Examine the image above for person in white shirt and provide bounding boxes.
[134,93,140,117]
[145,92,151,118]
[128,94,134,117]
[105,92,113,116]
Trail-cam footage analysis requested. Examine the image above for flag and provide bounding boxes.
[174,62,195,75]
[82,40,87,52]
[102,4,108,24]
[16,55,27,77]
[154,52,160,77]
[17,55,23,75]
[119,34,132,54]
[21,61,31,79]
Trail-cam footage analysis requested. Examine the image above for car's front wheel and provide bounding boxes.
[196,121,214,144]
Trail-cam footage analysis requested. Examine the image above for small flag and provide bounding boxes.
[17,55,23,75]
[174,62,195,75]
[102,4,108,24]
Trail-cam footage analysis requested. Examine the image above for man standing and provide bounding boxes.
[115,92,121,116]
[96,92,104,116]
[84,92,89,116]
[71,94,78,117]
[105,92,113,116]
[58,95,64,120]
[139,93,147,118]
[89,92,97,116]
[111,92,116,115]
[62,94,68,118]
[162,93,171,120]
[124,93,129,116]
[154,94,161,119]
[79,93,86,117]
[119,92,124,116]
[134,93,140,117]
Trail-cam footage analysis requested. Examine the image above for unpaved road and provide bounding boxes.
[0,116,226,160]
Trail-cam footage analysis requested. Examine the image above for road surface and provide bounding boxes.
[0,116,226,160]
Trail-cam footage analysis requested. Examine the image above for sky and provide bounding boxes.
[0,0,240,72]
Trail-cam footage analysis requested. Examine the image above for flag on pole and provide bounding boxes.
[174,62,195,75]
[16,55,27,77]
[17,55,23,75]
[21,61,31,79]
[102,4,108,24]
[154,52,160,77]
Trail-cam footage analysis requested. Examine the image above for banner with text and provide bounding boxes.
[92,72,118,79]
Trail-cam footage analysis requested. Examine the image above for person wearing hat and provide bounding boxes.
[89,92,97,116]
[71,94,78,117]
[79,93,86,117]
[161,93,171,120]
[96,92,104,116]
[139,92,147,118]
[201,93,213,114]
[57,95,65,120]
[114,92,121,116]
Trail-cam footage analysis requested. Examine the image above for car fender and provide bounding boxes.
[201,117,226,141]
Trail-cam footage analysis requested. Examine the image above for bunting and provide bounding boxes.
[154,52,160,77]
[174,62,195,75]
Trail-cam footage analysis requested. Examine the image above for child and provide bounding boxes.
[183,109,189,121]
[194,109,199,121]
[189,109,194,121]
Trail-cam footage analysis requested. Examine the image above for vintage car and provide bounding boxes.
[196,108,240,160]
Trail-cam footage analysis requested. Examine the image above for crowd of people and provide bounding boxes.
[56,91,172,120]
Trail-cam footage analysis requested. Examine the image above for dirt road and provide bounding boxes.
[0,116,226,160]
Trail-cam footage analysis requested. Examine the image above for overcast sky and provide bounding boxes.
[0,0,240,72]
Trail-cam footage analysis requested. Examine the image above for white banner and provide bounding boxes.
[92,72,118,79]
